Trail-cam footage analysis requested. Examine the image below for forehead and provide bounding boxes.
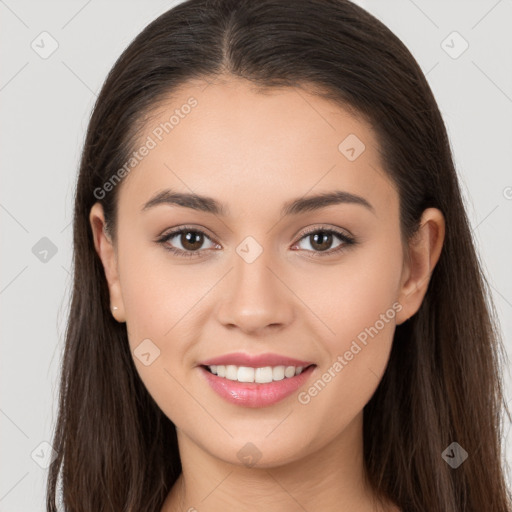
[117,78,397,220]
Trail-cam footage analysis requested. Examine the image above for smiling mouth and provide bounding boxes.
[201,363,316,384]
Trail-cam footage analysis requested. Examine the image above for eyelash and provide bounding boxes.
[155,225,357,259]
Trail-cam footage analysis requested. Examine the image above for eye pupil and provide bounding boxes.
[311,232,333,251]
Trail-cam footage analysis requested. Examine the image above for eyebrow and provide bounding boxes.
[141,188,375,217]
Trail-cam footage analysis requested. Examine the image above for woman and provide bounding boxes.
[46,0,512,510]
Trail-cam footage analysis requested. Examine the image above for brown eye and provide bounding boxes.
[157,227,218,258]
[308,231,335,252]
[179,230,205,251]
[293,227,356,258]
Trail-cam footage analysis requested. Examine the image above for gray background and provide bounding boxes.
[1,0,511,509]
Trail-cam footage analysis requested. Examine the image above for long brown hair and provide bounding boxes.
[46,0,512,510]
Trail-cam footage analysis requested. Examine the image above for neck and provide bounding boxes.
[162,412,398,512]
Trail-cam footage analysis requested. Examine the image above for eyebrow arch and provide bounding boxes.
[141,188,375,217]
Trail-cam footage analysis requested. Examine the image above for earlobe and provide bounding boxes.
[396,208,445,325]
[89,202,126,323]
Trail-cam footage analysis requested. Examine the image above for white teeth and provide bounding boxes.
[237,366,255,382]
[272,365,285,381]
[207,364,308,383]
[255,367,273,383]
[284,366,296,378]
[225,365,238,380]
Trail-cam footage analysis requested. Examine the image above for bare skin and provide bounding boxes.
[90,76,445,512]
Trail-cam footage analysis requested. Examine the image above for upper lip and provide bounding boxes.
[199,352,315,368]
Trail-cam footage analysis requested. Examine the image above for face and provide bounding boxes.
[91,76,430,468]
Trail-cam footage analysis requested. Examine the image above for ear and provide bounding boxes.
[89,202,126,323]
[395,207,445,325]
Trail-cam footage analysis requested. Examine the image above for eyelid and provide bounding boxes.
[155,224,219,255]
[157,224,217,242]
[296,223,354,240]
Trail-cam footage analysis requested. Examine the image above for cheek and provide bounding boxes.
[117,231,207,340]
[331,255,401,349]
[295,235,403,433]
[116,242,204,424]
[117,239,216,388]
[327,237,402,370]
[295,229,403,351]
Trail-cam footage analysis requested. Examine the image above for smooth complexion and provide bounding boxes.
[90,76,445,512]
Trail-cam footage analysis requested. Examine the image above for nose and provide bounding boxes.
[216,246,295,335]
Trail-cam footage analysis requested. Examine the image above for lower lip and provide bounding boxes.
[199,365,316,408]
